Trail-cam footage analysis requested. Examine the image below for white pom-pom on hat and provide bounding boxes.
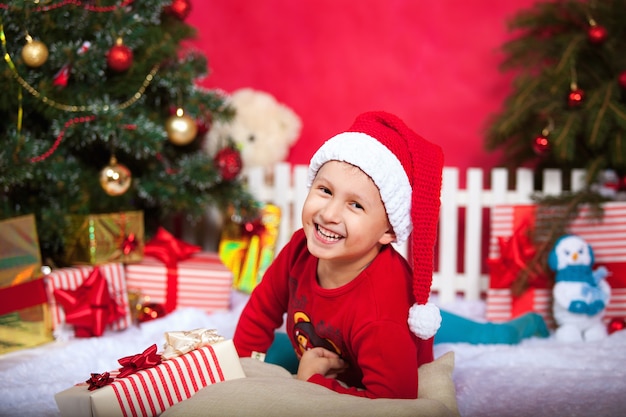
[408,303,442,340]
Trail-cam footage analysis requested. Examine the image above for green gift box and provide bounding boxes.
[62,211,145,265]
[0,214,53,354]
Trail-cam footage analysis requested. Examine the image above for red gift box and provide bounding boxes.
[45,263,131,333]
[487,202,626,325]
[124,252,233,314]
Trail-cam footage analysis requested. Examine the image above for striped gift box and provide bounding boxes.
[124,252,233,314]
[45,263,131,331]
[486,288,554,328]
[487,202,626,325]
[55,339,246,417]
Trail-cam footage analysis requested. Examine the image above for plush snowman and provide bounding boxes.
[548,234,611,342]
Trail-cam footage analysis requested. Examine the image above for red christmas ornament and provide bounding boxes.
[607,317,626,334]
[532,135,550,156]
[196,112,213,136]
[587,24,608,44]
[618,71,626,89]
[214,146,243,181]
[568,88,585,107]
[53,63,71,88]
[137,302,166,323]
[165,0,192,20]
[107,38,133,72]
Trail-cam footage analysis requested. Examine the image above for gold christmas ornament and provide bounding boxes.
[21,34,49,68]
[165,108,198,145]
[99,156,132,196]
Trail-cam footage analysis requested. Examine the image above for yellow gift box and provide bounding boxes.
[0,214,53,354]
[62,211,144,265]
[219,204,280,293]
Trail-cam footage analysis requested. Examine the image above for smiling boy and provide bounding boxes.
[233,111,444,399]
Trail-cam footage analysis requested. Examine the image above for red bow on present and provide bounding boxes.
[488,221,547,290]
[144,227,201,264]
[117,343,162,378]
[144,227,201,313]
[122,233,138,255]
[242,218,265,238]
[86,372,114,391]
[53,267,126,337]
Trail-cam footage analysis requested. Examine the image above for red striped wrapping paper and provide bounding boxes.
[45,263,131,331]
[486,202,626,325]
[54,339,245,417]
[124,252,233,314]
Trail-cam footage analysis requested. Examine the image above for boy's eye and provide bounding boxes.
[350,202,364,210]
[320,186,331,195]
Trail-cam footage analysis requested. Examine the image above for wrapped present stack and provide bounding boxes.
[55,329,245,417]
[1,207,236,346]
[41,210,145,338]
[0,215,54,354]
[487,202,626,328]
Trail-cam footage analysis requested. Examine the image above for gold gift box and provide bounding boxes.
[62,211,145,265]
[0,214,53,354]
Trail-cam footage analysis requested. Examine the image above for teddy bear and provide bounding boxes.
[204,88,302,178]
[548,234,611,342]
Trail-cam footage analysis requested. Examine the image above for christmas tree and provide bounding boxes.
[0,0,255,262]
[484,0,626,292]
[485,0,626,192]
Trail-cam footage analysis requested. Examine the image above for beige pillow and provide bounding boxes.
[162,352,459,417]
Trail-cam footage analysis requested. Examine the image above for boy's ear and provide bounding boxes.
[379,229,396,245]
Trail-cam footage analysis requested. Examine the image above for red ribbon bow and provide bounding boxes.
[488,221,549,290]
[117,343,162,378]
[122,233,138,255]
[242,218,265,238]
[144,227,201,313]
[86,372,114,391]
[53,267,126,337]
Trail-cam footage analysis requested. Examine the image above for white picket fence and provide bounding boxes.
[245,163,587,305]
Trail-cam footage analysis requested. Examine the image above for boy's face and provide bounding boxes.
[302,160,396,265]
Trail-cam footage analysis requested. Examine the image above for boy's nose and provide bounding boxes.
[320,199,342,223]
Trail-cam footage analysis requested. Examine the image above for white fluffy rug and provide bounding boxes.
[1,291,626,417]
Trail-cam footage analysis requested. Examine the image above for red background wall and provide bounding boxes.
[187,0,537,172]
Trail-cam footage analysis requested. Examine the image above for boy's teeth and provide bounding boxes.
[318,225,340,239]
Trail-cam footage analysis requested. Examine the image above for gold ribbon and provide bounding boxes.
[0,19,159,114]
[161,328,224,360]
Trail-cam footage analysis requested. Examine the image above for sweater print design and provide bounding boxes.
[293,311,342,358]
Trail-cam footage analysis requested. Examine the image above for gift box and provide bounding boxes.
[124,228,233,314]
[219,203,281,293]
[55,336,245,417]
[45,263,132,335]
[487,202,626,326]
[62,211,144,265]
[485,288,554,328]
[0,214,54,354]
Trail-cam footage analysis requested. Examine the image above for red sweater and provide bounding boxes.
[233,229,434,399]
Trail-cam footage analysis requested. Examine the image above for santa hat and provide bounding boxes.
[308,111,444,339]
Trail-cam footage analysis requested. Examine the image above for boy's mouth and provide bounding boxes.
[316,224,343,242]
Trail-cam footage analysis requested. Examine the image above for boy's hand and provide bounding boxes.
[296,347,347,381]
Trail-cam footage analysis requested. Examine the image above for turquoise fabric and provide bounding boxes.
[434,310,549,345]
[266,331,299,374]
[266,310,550,372]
